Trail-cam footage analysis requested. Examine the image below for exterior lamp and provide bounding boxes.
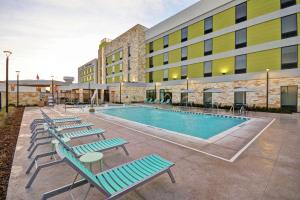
[3,50,12,113]
[266,68,270,111]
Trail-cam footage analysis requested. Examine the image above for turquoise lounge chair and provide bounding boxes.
[160,99,165,104]
[28,128,106,158]
[41,144,175,200]
[163,99,171,104]
[153,99,159,104]
[147,98,153,103]
[25,129,129,188]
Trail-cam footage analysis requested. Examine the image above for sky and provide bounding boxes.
[0,0,199,82]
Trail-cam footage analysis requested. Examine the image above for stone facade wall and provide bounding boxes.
[145,76,300,111]
[102,24,147,83]
[1,92,40,107]
[107,84,146,103]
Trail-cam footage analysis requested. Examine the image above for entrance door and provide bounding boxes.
[104,90,110,102]
[281,86,298,112]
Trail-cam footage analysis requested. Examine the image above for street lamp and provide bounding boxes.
[120,81,123,104]
[51,75,54,97]
[16,71,20,107]
[266,68,270,111]
[4,50,12,113]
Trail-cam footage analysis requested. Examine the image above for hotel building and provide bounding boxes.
[144,0,300,112]
[78,58,98,83]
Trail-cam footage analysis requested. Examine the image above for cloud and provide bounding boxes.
[0,0,199,81]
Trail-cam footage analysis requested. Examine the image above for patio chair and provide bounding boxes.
[148,98,153,103]
[40,144,175,200]
[160,99,165,104]
[29,121,95,151]
[28,127,106,158]
[25,128,129,188]
[152,99,159,104]
[163,99,171,104]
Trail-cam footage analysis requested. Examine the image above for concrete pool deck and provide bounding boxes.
[6,106,300,200]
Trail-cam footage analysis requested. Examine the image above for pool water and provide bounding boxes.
[101,107,247,140]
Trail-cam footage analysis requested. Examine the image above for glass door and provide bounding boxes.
[281,86,298,112]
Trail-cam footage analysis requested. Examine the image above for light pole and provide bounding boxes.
[4,51,12,113]
[186,77,189,105]
[51,75,54,97]
[119,82,123,104]
[154,83,157,100]
[266,68,270,111]
[16,71,20,107]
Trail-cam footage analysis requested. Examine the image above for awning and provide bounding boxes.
[204,88,224,93]
[58,83,107,91]
[233,87,256,92]
[180,89,194,93]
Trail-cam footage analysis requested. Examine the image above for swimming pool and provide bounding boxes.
[101,106,248,140]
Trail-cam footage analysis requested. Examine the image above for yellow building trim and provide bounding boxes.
[213,57,234,76]
[247,48,281,72]
[248,0,280,19]
[188,20,204,40]
[188,42,203,60]
[153,54,163,67]
[247,19,281,46]
[188,63,203,78]
[213,32,235,54]
[153,38,163,51]
[169,30,181,46]
[213,7,235,31]
[169,66,181,80]
[169,48,181,64]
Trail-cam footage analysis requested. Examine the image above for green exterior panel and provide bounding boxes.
[114,64,120,73]
[188,20,204,40]
[213,7,235,31]
[107,56,112,65]
[145,73,150,82]
[154,38,163,51]
[248,0,280,19]
[248,19,281,46]
[169,66,181,80]
[169,30,181,46]
[146,58,149,69]
[153,54,163,67]
[247,48,281,72]
[153,70,163,82]
[213,32,235,54]
[212,57,234,76]
[169,49,181,64]
[188,42,203,60]
[107,66,113,75]
[188,63,203,78]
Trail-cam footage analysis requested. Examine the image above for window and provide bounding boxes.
[149,57,153,68]
[203,91,212,106]
[120,51,123,60]
[234,92,246,104]
[181,47,188,61]
[163,52,169,64]
[106,58,108,65]
[149,72,153,83]
[181,65,187,79]
[281,0,296,9]
[181,27,188,42]
[120,63,123,72]
[204,17,213,34]
[128,60,131,70]
[235,29,247,49]
[281,45,298,69]
[281,14,297,39]
[163,35,169,48]
[112,55,115,63]
[163,69,168,81]
[236,2,247,23]
[128,46,131,57]
[204,39,213,56]
[204,61,212,77]
[235,55,247,74]
[146,90,156,99]
[112,66,115,74]
[149,42,153,53]
[281,85,298,112]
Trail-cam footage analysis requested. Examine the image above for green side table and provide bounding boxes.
[51,137,70,159]
[80,152,103,172]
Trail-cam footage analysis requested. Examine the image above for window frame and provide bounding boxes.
[281,14,298,39]
[149,57,153,68]
[163,69,169,81]
[204,39,213,56]
[163,35,169,48]
[181,27,188,42]
[281,45,298,69]
[163,52,169,64]
[281,0,296,9]
[149,72,153,83]
[204,17,213,34]
[149,42,153,53]
[235,55,247,74]
[235,28,247,49]
[235,2,247,24]
[204,61,212,77]
[181,47,188,61]
[181,65,188,79]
